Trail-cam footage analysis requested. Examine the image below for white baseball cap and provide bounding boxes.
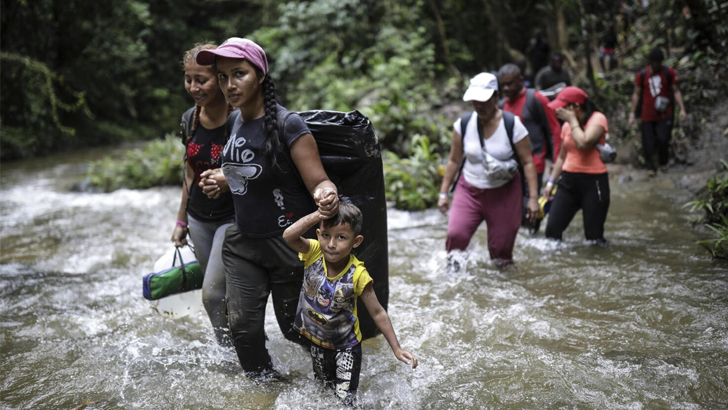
[463,72,498,102]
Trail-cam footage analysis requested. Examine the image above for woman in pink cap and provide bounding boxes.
[195,38,339,378]
[171,43,236,346]
[544,86,610,243]
[438,72,540,266]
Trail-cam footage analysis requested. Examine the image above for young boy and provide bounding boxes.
[283,200,417,405]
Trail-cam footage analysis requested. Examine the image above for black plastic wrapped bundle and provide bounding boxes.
[292,109,388,340]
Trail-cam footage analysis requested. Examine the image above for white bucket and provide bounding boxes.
[148,246,204,318]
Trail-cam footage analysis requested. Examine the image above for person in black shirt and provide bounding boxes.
[535,52,572,91]
[195,38,339,378]
[172,43,235,346]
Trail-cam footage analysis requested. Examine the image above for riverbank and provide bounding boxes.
[607,99,728,195]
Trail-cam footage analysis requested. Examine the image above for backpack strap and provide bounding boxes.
[502,111,519,164]
[449,112,473,193]
[525,89,553,158]
[274,106,312,197]
[450,111,518,192]
[635,68,647,116]
[180,106,196,146]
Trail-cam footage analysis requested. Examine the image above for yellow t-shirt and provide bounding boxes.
[293,239,373,349]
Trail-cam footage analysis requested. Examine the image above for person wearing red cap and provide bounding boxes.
[438,73,540,266]
[544,86,610,243]
[171,43,236,346]
[195,38,340,378]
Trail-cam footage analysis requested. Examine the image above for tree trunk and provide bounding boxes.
[429,0,460,78]
[578,0,599,101]
[556,0,569,52]
[481,0,510,68]
[682,0,723,52]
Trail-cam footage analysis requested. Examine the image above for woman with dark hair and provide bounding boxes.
[171,43,235,346]
[544,86,610,243]
[195,38,339,377]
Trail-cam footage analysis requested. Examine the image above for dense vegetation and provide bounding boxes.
[4,0,727,251]
[686,161,728,259]
[2,0,645,161]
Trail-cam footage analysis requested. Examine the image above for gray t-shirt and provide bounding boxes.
[535,66,571,90]
[222,105,314,237]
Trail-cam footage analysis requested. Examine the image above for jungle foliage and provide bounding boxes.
[4,0,728,213]
[1,0,586,162]
[86,134,185,192]
[685,160,728,259]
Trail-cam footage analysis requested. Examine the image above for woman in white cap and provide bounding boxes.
[195,38,339,378]
[438,72,539,266]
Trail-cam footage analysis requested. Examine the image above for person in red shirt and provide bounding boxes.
[498,63,562,233]
[627,47,687,176]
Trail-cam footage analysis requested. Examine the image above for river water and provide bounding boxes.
[1,147,727,409]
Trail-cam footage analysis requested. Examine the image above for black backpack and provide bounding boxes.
[179,106,196,147]
[499,89,554,161]
[450,110,517,192]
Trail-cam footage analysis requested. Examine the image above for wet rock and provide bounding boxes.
[71,177,102,193]
[674,171,716,194]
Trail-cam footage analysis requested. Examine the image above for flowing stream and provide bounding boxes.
[1,147,727,409]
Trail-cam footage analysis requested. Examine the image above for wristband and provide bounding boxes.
[547,178,555,184]
[629,112,635,119]
[439,192,448,200]
[176,220,188,227]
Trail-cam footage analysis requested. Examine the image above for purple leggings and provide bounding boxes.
[446,175,523,262]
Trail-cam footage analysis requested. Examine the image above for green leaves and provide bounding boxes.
[686,159,728,259]
[383,134,443,210]
[87,134,186,192]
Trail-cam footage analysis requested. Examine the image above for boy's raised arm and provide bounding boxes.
[282,210,322,254]
[360,282,418,369]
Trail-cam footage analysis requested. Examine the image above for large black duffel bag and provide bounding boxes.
[278,108,389,340]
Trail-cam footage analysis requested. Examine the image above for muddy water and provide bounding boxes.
[1,149,726,409]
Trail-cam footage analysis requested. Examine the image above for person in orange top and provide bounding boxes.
[544,87,610,243]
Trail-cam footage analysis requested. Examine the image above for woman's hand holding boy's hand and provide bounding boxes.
[314,188,338,219]
[395,349,418,369]
[199,169,229,199]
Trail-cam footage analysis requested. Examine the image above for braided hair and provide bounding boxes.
[259,71,283,170]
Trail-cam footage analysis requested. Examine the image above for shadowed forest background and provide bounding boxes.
[2,0,727,245]
[4,0,724,159]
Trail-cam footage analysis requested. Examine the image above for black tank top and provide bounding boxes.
[186,121,235,222]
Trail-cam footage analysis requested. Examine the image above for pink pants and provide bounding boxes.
[446,175,523,262]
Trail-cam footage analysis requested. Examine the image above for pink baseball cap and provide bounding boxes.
[195,37,268,75]
[548,86,588,110]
